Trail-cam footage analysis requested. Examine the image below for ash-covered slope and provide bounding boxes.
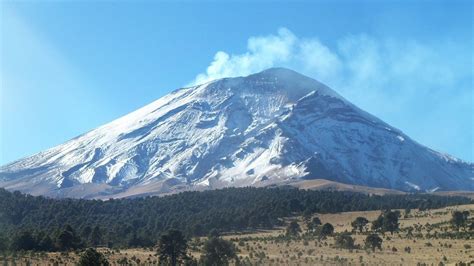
[1,68,472,198]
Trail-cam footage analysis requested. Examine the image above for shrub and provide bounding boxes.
[77,248,109,266]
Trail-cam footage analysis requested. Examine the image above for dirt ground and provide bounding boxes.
[2,204,473,265]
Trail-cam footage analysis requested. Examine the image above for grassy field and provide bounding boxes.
[2,204,473,265]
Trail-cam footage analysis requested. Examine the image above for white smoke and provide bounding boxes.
[191,28,473,161]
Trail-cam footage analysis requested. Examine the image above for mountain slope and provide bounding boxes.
[1,68,473,198]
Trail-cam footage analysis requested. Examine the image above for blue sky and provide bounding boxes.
[1,0,472,164]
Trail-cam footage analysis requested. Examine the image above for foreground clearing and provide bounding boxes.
[2,204,473,265]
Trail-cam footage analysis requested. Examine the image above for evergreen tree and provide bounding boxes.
[200,237,237,266]
[157,229,188,266]
[56,225,82,250]
[462,210,470,221]
[11,231,36,251]
[81,226,92,242]
[371,215,384,231]
[383,210,400,234]
[208,229,220,238]
[365,234,382,252]
[78,248,109,266]
[285,221,301,237]
[302,210,312,225]
[372,210,400,234]
[351,217,369,233]
[335,233,356,249]
[0,187,470,250]
[404,207,411,218]
[306,217,322,233]
[0,233,8,252]
[38,235,54,251]
[319,223,334,240]
[312,217,322,227]
[451,211,468,229]
[91,226,103,246]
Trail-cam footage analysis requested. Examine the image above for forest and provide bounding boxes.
[0,187,471,251]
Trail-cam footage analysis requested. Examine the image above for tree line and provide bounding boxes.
[0,187,471,251]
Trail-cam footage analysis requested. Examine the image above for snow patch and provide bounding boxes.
[405,181,421,191]
[1,67,473,198]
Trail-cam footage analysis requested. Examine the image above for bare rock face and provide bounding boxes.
[1,68,472,198]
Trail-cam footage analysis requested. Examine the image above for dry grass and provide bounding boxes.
[2,204,473,265]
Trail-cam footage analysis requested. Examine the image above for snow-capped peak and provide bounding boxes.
[1,68,473,198]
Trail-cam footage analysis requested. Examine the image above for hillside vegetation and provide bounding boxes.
[0,187,471,251]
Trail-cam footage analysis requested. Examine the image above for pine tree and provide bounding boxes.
[351,217,369,233]
[78,248,109,266]
[91,226,103,247]
[200,237,237,266]
[11,231,36,251]
[56,225,82,250]
[335,233,356,249]
[319,223,334,240]
[157,230,188,266]
[285,221,302,237]
[365,234,382,251]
